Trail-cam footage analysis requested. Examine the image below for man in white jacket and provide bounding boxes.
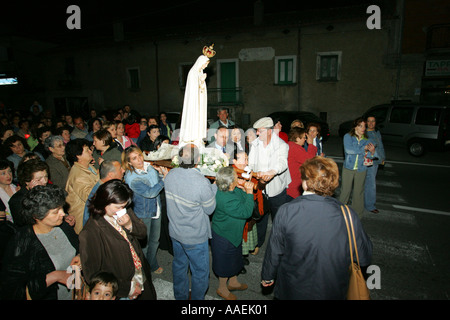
[248,117,291,252]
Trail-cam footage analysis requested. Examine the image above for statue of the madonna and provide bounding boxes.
[179,44,216,149]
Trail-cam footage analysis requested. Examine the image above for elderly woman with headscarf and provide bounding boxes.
[0,184,80,300]
[261,156,372,299]
[211,166,254,300]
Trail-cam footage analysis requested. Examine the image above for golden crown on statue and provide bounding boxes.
[202,44,216,58]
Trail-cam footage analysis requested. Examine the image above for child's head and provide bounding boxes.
[233,151,248,169]
[87,272,118,300]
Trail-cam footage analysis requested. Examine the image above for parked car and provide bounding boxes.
[338,102,450,156]
[267,111,330,142]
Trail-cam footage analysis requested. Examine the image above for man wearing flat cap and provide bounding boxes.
[248,116,291,251]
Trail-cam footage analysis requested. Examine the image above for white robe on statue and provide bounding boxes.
[179,54,210,149]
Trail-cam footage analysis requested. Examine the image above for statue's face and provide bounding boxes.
[201,60,210,70]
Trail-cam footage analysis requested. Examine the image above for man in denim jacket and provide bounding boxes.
[364,115,385,213]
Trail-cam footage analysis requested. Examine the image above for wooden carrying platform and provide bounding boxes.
[147,159,263,189]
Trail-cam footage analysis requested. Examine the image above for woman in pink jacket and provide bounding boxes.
[115,121,136,152]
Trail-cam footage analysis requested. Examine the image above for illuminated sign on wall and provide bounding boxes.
[425,60,450,77]
[0,74,18,85]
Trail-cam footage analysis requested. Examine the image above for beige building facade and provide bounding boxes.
[6,1,448,136]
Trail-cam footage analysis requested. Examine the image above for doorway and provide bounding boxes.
[217,59,239,103]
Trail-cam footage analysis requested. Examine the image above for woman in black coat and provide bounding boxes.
[261,156,373,299]
[138,124,160,153]
[0,184,79,300]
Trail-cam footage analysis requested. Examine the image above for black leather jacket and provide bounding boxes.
[0,221,79,300]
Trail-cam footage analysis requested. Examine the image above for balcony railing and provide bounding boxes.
[426,24,450,51]
[207,87,243,106]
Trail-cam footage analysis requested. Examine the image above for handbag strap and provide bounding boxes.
[341,205,354,266]
[346,205,361,266]
[341,205,361,266]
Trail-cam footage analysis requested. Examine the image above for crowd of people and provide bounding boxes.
[0,101,383,300]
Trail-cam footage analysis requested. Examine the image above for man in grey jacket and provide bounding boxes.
[164,144,217,300]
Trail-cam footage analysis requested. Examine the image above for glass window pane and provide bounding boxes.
[287,61,293,81]
[280,61,286,81]
[389,107,414,124]
[415,108,441,125]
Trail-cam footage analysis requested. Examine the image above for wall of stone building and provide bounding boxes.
[0,36,56,112]
[43,41,161,117]
[154,21,401,134]
[395,53,425,102]
[156,40,211,114]
[40,18,400,133]
[155,29,301,126]
[236,31,300,122]
[299,21,398,135]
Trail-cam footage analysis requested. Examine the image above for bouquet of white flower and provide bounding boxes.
[171,147,229,176]
[143,143,179,161]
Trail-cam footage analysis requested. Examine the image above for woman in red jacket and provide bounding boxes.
[286,127,317,200]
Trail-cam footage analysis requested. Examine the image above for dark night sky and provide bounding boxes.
[0,0,374,42]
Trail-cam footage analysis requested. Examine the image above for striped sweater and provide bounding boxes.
[164,167,217,245]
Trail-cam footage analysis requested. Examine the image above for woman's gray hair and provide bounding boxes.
[44,135,64,151]
[216,166,236,192]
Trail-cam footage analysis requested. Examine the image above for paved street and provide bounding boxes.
[151,135,450,300]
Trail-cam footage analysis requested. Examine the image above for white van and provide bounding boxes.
[339,102,450,156]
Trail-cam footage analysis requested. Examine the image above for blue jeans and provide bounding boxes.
[364,164,379,211]
[141,217,161,272]
[171,238,210,300]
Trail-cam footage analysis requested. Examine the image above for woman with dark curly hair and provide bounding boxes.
[261,156,373,299]
[79,179,157,300]
[65,138,99,233]
[0,184,80,300]
[9,159,49,227]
